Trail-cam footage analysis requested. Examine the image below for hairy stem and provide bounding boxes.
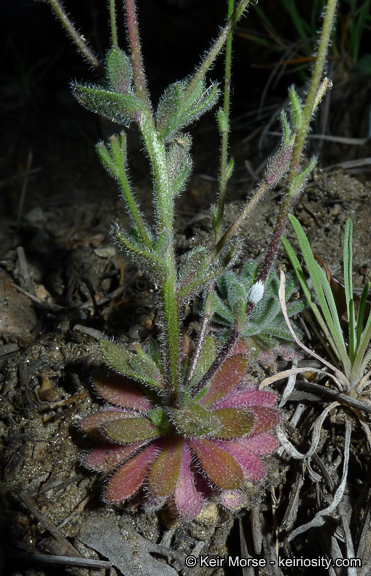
[214,0,236,243]
[184,0,252,101]
[287,0,338,182]
[109,0,118,49]
[124,0,151,110]
[256,1,338,286]
[47,0,103,72]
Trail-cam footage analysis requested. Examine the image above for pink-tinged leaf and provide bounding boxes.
[190,438,243,490]
[248,407,281,434]
[213,408,253,439]
[93,372,153,412]
[174,442,203,519]
[214,440,266,481]
[104,442,159,502]
[219,489,246,510]
[148,438,182,498]
[79,410,134,438]
[103,417,162,444]
[213,388,277,410]
[199,354,248,408]
[236,432,279,455]
[83,441,148,472]
[229,339,249,357]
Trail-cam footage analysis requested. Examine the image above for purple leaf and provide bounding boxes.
[93,372,154,412]
[79,409,135,438]
[212,387,278,410]
[83,441,148,472]
[174,442,203,519]
[248,407,281,434]
[199,354,248,407]
[104,442,160,502]
[213,439,266,481]
[236,432,279,455]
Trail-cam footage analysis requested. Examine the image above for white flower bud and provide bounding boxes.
[248,281,264,305]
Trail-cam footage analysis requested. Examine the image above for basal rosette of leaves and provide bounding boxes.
[79,338,280,519]
[211,261,305,357]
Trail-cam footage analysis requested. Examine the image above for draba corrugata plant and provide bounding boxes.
[45,0,338,518]
[79,340,280,518]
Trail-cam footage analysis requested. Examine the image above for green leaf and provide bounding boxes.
[217,108,228,133]
[147,438,182,497]
[356,283,371,345]
[189,335,216,390]
[213,408,253,439]
[156,79,219,142]
[344,219,356,353]
[170,402,222,436]
[280,110,292,145]
[289,87,303,130]
[99,339,165,390]
[166,136,192,196]
[182,80,219,126]
[114,225,166,281]
[106,48,133,94]
[229,283,247,330]
[226,157,234,181]
[156,82,183,140]
[178,246,209,291]
[148,407,171,430]
[79,410,137,438]
[103,416,162,443]
[288,157,317,199]
[73,83,141,125]
[130,343,163,384]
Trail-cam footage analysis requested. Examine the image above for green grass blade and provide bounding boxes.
[352,309,371,382]
[316,262,350,373]
[348,299,356,362]
[280,0,312,43]
[356,283,371,345]
[281,234,340,358]
[286,216,350,369]
[344,218,357,362]
[343,219,353,320]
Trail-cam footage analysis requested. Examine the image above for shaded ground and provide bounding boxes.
[1,2,371,575]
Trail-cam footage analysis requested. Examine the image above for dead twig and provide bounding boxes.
[16,246,35,296]
[18,490,80,558]
[5,552,111,569]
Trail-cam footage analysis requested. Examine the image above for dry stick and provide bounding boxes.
[18,490,80,558]
[16,150,33,229]
[5,552,111,569]
[16,246,36,296]
[288,419,352,542]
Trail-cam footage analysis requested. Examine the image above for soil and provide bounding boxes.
[1,3,371,576]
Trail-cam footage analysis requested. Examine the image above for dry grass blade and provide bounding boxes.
[276,401,339,460]
[288,419,352,541]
